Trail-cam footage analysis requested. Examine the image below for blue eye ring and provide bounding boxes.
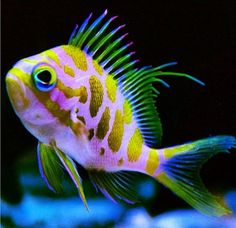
[32,63,57,92]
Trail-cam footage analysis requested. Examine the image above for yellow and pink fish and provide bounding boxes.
[6,10,235,216]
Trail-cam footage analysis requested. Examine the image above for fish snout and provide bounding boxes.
[6,72,30,113]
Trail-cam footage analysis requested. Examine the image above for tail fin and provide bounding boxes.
[156,136,236,216]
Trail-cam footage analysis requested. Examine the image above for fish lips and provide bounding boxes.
[6,72,29,113]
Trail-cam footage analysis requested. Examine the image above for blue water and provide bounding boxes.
[2,171,236,228]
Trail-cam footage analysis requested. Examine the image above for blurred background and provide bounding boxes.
[1,0,236,227]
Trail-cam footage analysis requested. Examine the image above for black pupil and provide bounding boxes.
[37,70,52,84]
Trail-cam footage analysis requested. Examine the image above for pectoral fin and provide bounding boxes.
[52,142,89,210]
[37,142,64,193]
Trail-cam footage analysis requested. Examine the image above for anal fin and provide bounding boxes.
[88,170,139,204]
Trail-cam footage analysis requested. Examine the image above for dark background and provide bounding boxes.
[2,0,236,214]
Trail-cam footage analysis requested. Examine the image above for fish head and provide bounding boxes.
[5,48,73,143]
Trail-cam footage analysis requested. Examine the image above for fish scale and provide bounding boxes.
[6,10,235,216]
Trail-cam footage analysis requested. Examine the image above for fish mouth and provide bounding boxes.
[6,71,30,113]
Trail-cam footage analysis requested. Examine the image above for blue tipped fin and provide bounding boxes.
[157,136,236,216]
[68,11,206,148]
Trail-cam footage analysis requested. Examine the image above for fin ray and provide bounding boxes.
[68,10,206,148]
[157,136,236,216]
[88,170,139,204]
[37,142,64,193]
[52,143,89,210]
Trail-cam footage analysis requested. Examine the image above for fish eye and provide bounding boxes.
[32,63,57,92]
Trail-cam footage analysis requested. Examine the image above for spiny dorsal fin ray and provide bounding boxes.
[88,170,140,204]
[118,64,204,148]
[68,10,205,148]
[68,10,136,73]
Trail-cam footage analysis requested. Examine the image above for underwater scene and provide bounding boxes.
[2,0,236,227]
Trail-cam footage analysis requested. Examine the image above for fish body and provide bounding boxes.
[6,10,235,216]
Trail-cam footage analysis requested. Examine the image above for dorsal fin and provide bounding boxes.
[68,10,205,148]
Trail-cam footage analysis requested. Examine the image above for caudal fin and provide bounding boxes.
[156,136,236,216]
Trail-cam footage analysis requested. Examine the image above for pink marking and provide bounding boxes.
[50,88,78,110]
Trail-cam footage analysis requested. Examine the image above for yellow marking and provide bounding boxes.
[163,144,194,159]
[57,80,88,103]
[64,64,75,77]
[118,158,124,167]
[44,49,62,67]
[22,59,38,64]
[127,128,143,162]
[123,99,132,124]
[93,59,103,75]
[6,76,30,112]
[108,110,124,152]
[9,68,70,125]
[63,45,87,71]
[145,149,159,175]
[44,99,70,125]
[105,75,117,103]
[88,129,94,140]
[77,116,85,124]
[96,107,110,140]
[78,86,88,103]
[100,147,105,156]
[89,76,104,117]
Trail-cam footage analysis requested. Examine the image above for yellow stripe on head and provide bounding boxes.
[44,49,62,68]
[57,80,88,103]
[8,68,70,125]
[64,64,75,77]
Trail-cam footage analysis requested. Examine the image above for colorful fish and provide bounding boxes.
[6,10,235,216]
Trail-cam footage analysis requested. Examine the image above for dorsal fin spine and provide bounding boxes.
[106,52,135,73]
[113,61,139,78]
[91,24,126,58]
[97,33,129,62]
[101,42,134,68]
[84,16,118,53]
[68,11,206,147]
[68,24,78,44]
[155,61,178,69]
[72,13,93,46]
[78,10,108,48]
[155,71,205,86]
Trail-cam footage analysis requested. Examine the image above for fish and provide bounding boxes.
[5,9,235,216]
